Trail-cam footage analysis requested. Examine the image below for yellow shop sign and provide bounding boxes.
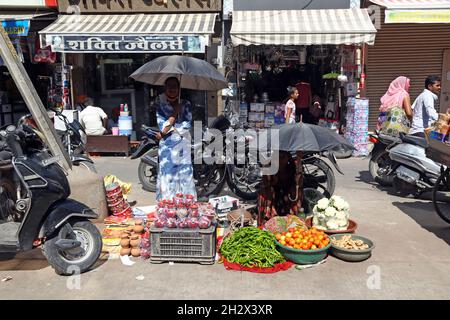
[385,9,450,24]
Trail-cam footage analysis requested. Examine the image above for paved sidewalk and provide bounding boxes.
[1,157,449,300]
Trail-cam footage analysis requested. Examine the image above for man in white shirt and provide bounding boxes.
[410,76,441,138]
[79,97,109,136]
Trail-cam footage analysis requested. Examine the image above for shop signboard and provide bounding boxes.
[58,0,221,13]
[0,0,57,7]
[1,20,30,37]
[385,9,450,23]
[44,35,207,53]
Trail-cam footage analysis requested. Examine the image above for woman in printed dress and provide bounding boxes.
[155,77,196,201]
[377,76,413,131]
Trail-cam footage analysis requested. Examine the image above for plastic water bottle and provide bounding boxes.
[124,104,128,113]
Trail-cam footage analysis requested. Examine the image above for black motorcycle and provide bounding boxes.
[131,125,226,199]
[132,119,341,201]
[0,125,102,275]
[18,111,96,173]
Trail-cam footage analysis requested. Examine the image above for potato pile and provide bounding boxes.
[332,235,369,250]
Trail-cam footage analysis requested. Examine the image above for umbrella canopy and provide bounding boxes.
[130,55,228,91]
[253,123,355,153]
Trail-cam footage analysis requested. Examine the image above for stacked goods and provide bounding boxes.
[274,102,285,125]
[425,110,450,155]
[239,102,249,124]
[220,227,285,268]
[209,195,239,222]
[248,103,265,128]
[153,194,216,229]
[345,98,369,157]
[312,196,350,231]
[119,220,147,257]
[105,182,132,218]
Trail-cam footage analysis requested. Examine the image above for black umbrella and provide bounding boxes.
[130,55,228,91]
[252,123,355,153]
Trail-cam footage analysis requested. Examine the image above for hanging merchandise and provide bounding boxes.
[33,35,56,64]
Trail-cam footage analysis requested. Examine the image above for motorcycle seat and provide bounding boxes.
[402,135,429,149]
[0,150,12,161]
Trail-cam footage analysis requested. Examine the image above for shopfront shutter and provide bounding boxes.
[366,10,450,130]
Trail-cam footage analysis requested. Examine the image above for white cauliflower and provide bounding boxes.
[333,197,347,211]
[326,220,339,230]
[317,198,330,211]
[325,206,337,217]
[337,219,349,228]
[331,195,343,202]
[335,211,347,221]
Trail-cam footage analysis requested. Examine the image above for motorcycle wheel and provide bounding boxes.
[226,164,260,201]
[78,161,98,174]
[43,219,102,276]
[195,164,226,199]
[369,150,394,186]
[138,161,157,192]
[303,158,336,198]
[433,168,450,224]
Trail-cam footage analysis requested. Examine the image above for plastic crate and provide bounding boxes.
[150,225,217,265]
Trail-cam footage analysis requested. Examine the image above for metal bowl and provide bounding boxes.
[329,234,375,262]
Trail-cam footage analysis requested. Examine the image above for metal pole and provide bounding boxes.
[0,25,71,171]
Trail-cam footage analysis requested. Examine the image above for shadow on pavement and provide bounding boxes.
[0,249,107,273]
[392,201,450,246]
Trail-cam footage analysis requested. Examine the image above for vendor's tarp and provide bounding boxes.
[231,8,377,46]
[223,258,294,273]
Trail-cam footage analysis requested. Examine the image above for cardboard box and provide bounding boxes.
[239,109,248,117]
[209,196,240,220]
[265,104,275,113]
[250,103,265,112]
[248,112,265,122]
[240,102,248,111]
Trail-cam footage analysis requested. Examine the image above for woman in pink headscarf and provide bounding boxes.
[377,76,413,130]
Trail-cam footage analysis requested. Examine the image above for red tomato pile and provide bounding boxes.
[274,227,330,251]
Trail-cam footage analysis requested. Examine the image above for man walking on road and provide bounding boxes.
[410,75,441,138]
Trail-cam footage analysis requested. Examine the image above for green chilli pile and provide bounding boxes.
[220,227,285,268]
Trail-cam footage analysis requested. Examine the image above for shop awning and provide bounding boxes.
[230,9,377,46]
[40,13,217,36]
[0,11,54,21]
[39,13,217,53]
[370,0,450,9]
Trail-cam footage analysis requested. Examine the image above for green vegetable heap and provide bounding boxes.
[220,227,285,268]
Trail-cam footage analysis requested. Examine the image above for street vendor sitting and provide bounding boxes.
[79,97,109,136]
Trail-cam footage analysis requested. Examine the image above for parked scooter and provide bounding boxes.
[387,133,443,197]
[368,131,401,186]
[0,124,102,275]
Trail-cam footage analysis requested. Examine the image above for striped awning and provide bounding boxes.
[370,0,450,9]
[39,13,217,36]
[231,9,377,46]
